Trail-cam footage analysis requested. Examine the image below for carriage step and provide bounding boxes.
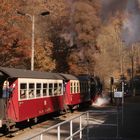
[5,120,16,129]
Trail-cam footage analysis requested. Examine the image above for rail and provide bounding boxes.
[24,110,118,140]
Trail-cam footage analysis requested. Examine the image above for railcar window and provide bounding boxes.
[36,83,41,97]
[54,83,58,95]
[74,82,76,93]
[20,83,27,99]
[53,83,62,95]
[58,83,62,95]
[77,82,80,93]
[29,83,35,98]
[70,82,73,94]
[43,83,48,96]
[70,82,78,94]
[49,83,53,96]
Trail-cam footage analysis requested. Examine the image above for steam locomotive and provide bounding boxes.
[0,67,100,131]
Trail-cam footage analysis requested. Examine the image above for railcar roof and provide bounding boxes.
[60,73,79,80]
[78,74,91,81]
[0,67,64,80]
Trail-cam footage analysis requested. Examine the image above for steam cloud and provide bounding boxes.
[101,0,140,45]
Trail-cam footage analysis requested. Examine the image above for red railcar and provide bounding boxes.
[0,67,94,130]
[0,67,64,128]
[60,74,91,109]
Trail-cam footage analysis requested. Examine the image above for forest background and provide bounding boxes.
[0,0,140,88]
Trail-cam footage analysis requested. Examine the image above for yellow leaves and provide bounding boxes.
[46,0,68,21]
[35,39,56,71]
[1,0,101,72]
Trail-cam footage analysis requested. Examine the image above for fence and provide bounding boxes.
[24,110,119,140]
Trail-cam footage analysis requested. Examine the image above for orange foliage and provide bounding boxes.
[0,0,31,68]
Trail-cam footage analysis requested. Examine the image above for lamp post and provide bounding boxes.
[17,11,50,71]
[31,15,35,71]
[131,44,135,96]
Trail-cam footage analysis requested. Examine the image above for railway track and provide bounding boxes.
[0,109,83,140]
[0,104,114,140]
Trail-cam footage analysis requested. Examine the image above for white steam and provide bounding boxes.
[122,0,140,45]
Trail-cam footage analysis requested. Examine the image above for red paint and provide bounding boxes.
[7,79,19,121]
[18,96,64,122]
[7,79,64,122]
[64,81,90,106]
[6,79,91,123]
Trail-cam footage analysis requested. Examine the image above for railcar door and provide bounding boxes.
[0,74,9,126]
[0,74,17,126]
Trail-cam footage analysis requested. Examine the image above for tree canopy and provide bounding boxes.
[1,0,140,89]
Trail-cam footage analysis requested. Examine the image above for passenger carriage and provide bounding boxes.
[60,74,91,109]
[0,67,64,127]
[0,67,96,130]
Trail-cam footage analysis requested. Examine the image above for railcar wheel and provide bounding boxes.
[34,117,38,123]
[68,105,74,113]
[0,125,9,134]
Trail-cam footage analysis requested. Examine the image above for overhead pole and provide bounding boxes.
[17,11,50,71]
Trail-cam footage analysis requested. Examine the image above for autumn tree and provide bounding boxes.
[35,38,56,71]
[0,0,31,68]
[67,0,101,75]
[36,0,101,74]
[96,15,127,88]
[43,0,72,72]
[0,0,101,73]
[15,0,56,71]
